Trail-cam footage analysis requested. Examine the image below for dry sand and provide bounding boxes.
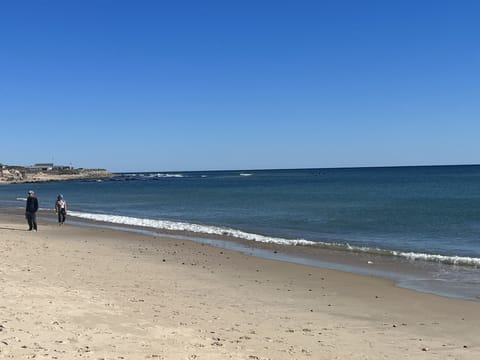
[0,212,479,359]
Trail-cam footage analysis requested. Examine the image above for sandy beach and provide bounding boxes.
[0,210,479,359]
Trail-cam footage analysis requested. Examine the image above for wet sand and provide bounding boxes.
[1,210,479,359]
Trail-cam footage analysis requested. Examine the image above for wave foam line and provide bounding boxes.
[152,173,184,178]
[69,211,316,246]
[344,243,480,267]
[395,251,480,266]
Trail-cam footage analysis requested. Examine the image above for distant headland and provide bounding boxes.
[0,163,113,184]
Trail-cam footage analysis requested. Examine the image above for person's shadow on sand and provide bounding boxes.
[0,226,28,232]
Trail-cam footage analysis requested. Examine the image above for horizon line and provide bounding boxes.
[113,163,480,174]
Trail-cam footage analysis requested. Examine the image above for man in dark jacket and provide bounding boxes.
[25,190,39,231]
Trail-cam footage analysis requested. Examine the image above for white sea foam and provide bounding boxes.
[240,173,253,176]
[68,211,315,246]
[395,251,480,266]
[345,242,480,266]
[151,173,184,178]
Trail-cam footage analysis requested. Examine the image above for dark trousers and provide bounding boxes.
[58,208,66,224]
[26,211,37,230]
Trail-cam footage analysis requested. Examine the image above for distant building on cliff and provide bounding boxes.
[30,163,73,171]
[31,163,54,171]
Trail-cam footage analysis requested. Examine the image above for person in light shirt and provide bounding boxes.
[55,194,67,225]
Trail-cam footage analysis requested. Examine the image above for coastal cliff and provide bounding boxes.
[0,167,113,184]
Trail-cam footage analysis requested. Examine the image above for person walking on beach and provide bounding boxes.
[55,194,67,225]
[25,190,39,231]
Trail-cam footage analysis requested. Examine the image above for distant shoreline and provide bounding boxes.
[0,167,112,184]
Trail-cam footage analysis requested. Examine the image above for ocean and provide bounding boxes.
[1,165,479,300]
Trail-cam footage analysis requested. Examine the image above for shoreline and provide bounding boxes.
[1,208,480,358]
[3,205,480,301]
[47,210,480,302]
[68,219,480,301]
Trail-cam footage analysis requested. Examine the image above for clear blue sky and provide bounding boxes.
[1,1,479,172]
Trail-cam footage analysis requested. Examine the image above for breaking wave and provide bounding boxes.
[68,211,315,246]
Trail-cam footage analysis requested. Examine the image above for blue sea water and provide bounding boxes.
[1,165,479,298]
